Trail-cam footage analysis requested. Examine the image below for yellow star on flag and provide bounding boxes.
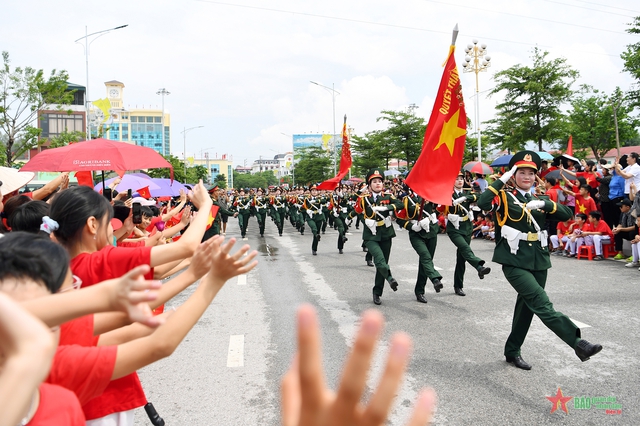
[578,203,587,213]
[433,109,466,156]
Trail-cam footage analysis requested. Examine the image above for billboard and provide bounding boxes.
[292,134,335,151]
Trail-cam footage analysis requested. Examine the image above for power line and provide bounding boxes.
[538,0,636,17]
[571,0,640,14]
[194,0,627,57]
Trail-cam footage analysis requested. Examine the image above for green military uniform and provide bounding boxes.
[330,191,350,254]
[348,169,403,303]
[252,189,269,237]
[233,190,252,239]
[477,150,601,368]
[302,187,327,254]
[396,194,442,300]
[269,190,287,236]
[202,197,236,241]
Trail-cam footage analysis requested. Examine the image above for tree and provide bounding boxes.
[621,16,640,106]
[214,173,227,189]
[376,109,425,169]
[487,48,579,151]
[292,146,331,186]
[0,51,74,166]
[350,130,388,177]
[568,86,639,159]
[48,129,85,149]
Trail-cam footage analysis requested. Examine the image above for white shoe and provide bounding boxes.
[625,262,639,268]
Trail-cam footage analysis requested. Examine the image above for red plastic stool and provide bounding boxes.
[602,244,614,259]
[577,245,595,260]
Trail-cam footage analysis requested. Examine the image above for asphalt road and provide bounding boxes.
[135,217,638,425]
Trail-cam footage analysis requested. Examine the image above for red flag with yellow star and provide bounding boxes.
[405,45,466,206]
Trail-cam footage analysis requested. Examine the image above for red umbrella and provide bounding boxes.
[21,139,173,181]
[463,161,493,175]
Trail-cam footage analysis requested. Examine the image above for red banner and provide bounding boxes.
[317,115,352,190]
[405,46,466,205]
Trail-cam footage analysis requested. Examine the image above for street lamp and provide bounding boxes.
[181,126,204,182]
[310,81,340,175]
[75,24,128,140]
[462,40,491,162]
[156,88,170,156]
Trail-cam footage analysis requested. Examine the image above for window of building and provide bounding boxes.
[154,116,161,123]
[131,116,138,122]
[39,112,84,138]
[146,117,154,123]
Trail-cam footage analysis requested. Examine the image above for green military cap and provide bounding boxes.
[366,168,384,183]
[256,187,264,194]
[508,150,541,172]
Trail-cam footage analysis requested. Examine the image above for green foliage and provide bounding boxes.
[486,48,578,152]
[376,109,425,169]
[350,131,388,177]
[48,129,85,149]
[146,154,205,183]
[214,173,227,189]
[233,170,278,189]
[568,86,639,159]
[292,146,331,186]
[621,16,640,106]
[0,51,74,166]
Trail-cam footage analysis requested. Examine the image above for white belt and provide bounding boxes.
[501,225,548,255]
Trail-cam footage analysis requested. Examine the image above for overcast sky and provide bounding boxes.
[3,0,639,166]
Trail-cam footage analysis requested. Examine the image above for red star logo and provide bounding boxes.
[546,388,572,414]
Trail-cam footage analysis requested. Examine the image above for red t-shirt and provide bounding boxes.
[585,220,614,241]
[575,195,597,216]
[70,245,153,287]
[146,216,163,232]
[46,345,117,406]
[70,245,152,420]
[59,315,99,347]
[29,383,85,426]
[556,221,574,236]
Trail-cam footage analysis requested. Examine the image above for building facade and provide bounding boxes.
[250,153,293,178]
[90,81,171,156]
[191,154,234,188]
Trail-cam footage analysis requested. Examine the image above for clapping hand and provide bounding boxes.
[281,305,437,426]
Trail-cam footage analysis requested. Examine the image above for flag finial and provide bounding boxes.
[452,24,459,46]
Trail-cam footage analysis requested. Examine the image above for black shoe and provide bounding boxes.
[416,294,428,303]
[506,355,532,370]
[454,287,466,296]
[356,226,360,230]
[575,339,603,362]
[342,236,348,243]
[339,249,343,254]
[279,233,283,236]
[373,294,381,305]
[478,265,491,279]
[432,278,443,293]
[312,250,317,256]
[260,234,264,238]
[367,260,374,267]
[388,278,399,292]
[317,234,321,241]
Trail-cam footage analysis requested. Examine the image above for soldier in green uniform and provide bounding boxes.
[477,151,603,370]
[439,171,491,296]
[252,187,269,237]
[269,187,287,236]
[395,186,443,303]
[233,188,252,240]
[202,185,238,241]
[348,169,403,305]
[302,184,327,255]
[329,188,350,254]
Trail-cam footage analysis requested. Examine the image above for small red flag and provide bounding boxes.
[206,205,220,230]
[566,135,573,156]
[74,171,94,187]
[318,115,352,190]
[137,186,151,199]
[405,45,466,206]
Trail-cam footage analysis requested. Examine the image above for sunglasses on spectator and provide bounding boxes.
[61,275,83,292]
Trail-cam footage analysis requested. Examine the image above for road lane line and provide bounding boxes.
[237,274,247,286]
[569,318,591,329]
[227,335,245,367]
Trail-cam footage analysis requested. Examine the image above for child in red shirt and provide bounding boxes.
[582,210,613,260]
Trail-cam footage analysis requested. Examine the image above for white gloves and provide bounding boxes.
[452,196,467,206]
[307,210,313,217]
[525,200,545,210]
[499,165,519,184]
[411,221,422,232]
[372,206,388,212]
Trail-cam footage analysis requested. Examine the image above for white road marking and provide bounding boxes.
[569,318,591,329]
[227,335,245,367]
[237,274,247,286]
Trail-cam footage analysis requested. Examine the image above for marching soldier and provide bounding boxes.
[302,184,327,255]
[252,187,269,237]
[348,169,403,305]
[202,184,237,241]
[330,187,350,254]
[477,150,602,370]
[269,187,287,236]
[233,188,252,240]
[439,171,491,296]
[395,187,443,303]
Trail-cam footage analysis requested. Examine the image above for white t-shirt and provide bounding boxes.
[622,163,640,194]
